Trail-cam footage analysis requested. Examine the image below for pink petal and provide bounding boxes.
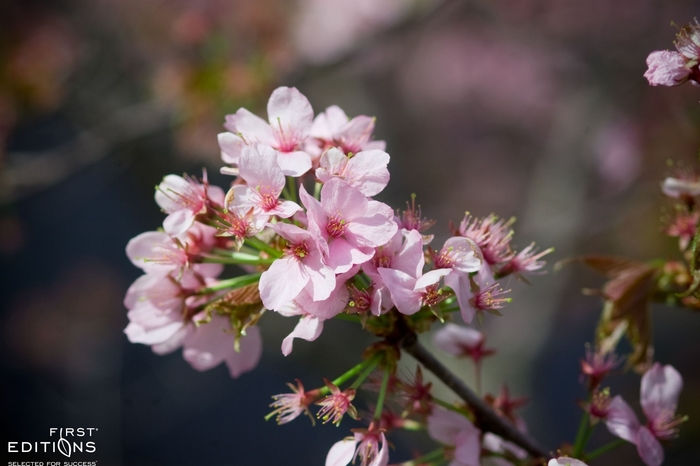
[182,314,234,371]
[605,395,640,443]
[661,177,700,198]
[636,426,664,466]
[124,317,184,346]
[345,200,398,248]
[154,175,191,213]
[640,363,683,422]
[321,179,369,220]
[239,144,286,194]
[162,210,196,237]
[444,273,476,324]
[433,323,483,356]
[548,458,589,466]
[391,230,426,277]
[218,132,245,165]
[316,147,348,184]
[644,50,690,87]
[311,105,349,140]
[225,326,263,378]
[344,149,390,197]
[370,433,389,466]
[443,237,482,274]
[377,268,422,315]
[427,407,475,445]
[362,140,386,151]
[126,231,175,274]
[267,86,314,142]
[228,108,275,144]
[327,237,373,273]
[124,274,181,312]
[454,424,482,466]
[325,438,356,466]
[259,256,308,311]
[276,150,313,177]
[415,268,451,290]
[271,200,303,219]
[281,315,324,356]
[305,250,336,302]
[152,326,190,355]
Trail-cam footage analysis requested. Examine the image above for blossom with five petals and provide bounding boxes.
[219,86,314,176]
[606,363,684,466]
[301,179,397,273]
[258,222,335,311]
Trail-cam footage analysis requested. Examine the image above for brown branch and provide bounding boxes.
[401,333,550,460]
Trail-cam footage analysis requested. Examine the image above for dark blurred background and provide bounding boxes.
[2,0,700,465]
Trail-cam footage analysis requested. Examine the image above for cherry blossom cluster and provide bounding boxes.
[644,18,700,87]
[123,76,692,466]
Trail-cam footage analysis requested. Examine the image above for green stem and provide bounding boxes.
[285,176,298,203]
[200,253,275,265]
[349,356,380,390]
[244,237,283,258]
[374,366,391,421]
[195,273,262,295]
[396,448,445,466]
[584,438,627,461]
[318,356,380,396]
[433,397,470,417]
[572,410,592,458]
[313,181,322,199]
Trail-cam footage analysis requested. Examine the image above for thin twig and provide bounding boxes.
[401,334,549,460]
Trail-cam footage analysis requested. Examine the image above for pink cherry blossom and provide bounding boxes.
[427,407,481,466]
[123,270,207,355]
[644,50,691,86]
[316,147,390,197]
[268,379,319,425]
[308,105,386,159]
[126,225,223,278]
[498,243,552,277]
[155,171,224,237]
[363,229,424,315]
[215,205,265,249]
[396,195,435,244]
[661,175,700,198]
[301,179,397,273]
[433,323,495,363]
[127,231,188,275]
[433,236,483,322]
[258,222,335,311]
[220,86,314,176]
[674,19,700,60]
[316,379,359,425]
[580,345,623,390]
[277,267,356,355]
[183,313,262,378]
[458,214,514,266]
[227,144,301,219]
[279,312,325,357]
[606,363,684,466]
[326,429,388,466]
[548,458,588,466]
[482,433,526,463]
[378,267,451,315]
[124,273,191,353]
